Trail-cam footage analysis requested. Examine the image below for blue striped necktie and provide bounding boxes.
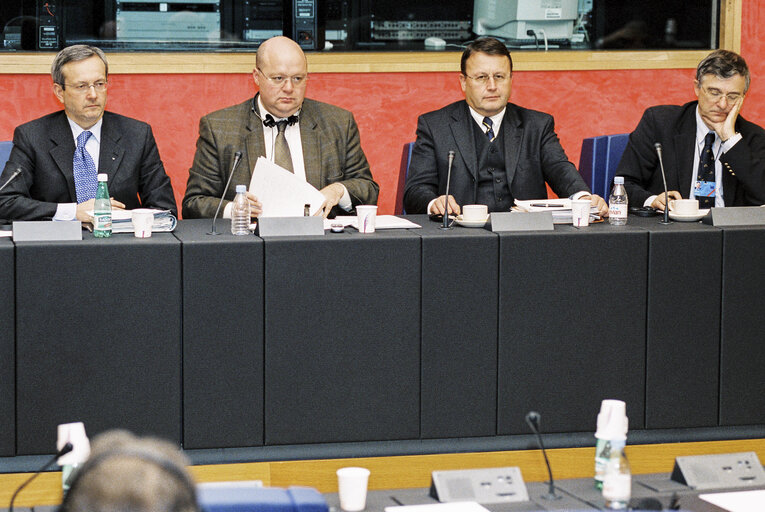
[73,130,98,203]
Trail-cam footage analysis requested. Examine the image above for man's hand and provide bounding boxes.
[580,194,609,217]
[650,191,682,211]
[245,191,262,218]
[712,95,744,142]
[318,183,345,218]
[76,197,125,223]
[429,195,461,216]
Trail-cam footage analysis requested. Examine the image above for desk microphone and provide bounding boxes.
[8,442,73,512]
[0,167,22,193]
[525,411,561,501]
[654,143,671,225]
[441,150,455,230]
[207,151,243,235]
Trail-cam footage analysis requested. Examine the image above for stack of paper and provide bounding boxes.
[513,199,600,224]
[109,209,177,233]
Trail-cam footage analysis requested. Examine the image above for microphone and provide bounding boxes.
[0,167,22,193]
[8,442,74,512]
[441,150,455,230]
[654,143,671,225]
[207,151,243,235]
[525,411,561,501]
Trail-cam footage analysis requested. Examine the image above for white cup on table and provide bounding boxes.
[337,467,370,511]
[132,209,155,238]
[356,205,377,234]
[571,199,591,227]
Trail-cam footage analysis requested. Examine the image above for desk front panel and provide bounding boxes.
[497,226,648,434]
[15,234,182,455]
[176,220,265,449]
[263,230,421,445]
[0,238,13,455]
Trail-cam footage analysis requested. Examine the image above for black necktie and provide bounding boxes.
[274,120,294,173]
[696,132,716,208]
[482,117,496,142]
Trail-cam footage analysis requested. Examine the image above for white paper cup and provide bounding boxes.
[356,205,377,234]
[461,204,488,222]
[571,199,591,227]
[337,467,370,511]
[132,209,155,238]
[669,199,699,215]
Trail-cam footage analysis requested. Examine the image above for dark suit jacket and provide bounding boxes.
[403,100,589,214]
[617,101,765,207]
[182,96,379,218]
[0,111,177,221]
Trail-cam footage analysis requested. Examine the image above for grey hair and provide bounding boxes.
[51,45,108,88]
[696,49,750,93]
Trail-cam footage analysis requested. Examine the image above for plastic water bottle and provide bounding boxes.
[602,440,631,509]
[594,399,628,490]
[231,184,251,235]
[608,176,628,225]
[93,173,112,237]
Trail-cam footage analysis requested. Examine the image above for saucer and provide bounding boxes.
[455,215,488,228]
[668,209,710,222]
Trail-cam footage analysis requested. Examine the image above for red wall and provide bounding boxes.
[1,0,763,215]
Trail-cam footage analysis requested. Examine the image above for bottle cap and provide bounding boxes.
[614,176,624,185]
[97,173,108,182]
[57,421,91,466]
[595,399,628,440]
[235,185,246,193]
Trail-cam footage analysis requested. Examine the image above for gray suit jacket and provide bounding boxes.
[404,100,589,214]
[617,101,765,207]
[182,96,379,218]
[0,111,177,221]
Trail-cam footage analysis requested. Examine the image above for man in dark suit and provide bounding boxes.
[404,37,607,216]
[182,36,379,219]
[0,45,176,222]
[617,49,765,210]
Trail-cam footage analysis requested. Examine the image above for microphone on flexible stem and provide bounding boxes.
[8,442,73,512]
[207,151,243,235]
[525,411,561,501]
[0,167,22,193]
[441,150,455,230]
[654,143,671,225]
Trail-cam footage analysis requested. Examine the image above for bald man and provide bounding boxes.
[182,36,379,219]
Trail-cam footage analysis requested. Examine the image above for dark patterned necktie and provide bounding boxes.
[482,116,496,142]
[274,120,294,173]
[696,132,716,208]
[73,130,98,203]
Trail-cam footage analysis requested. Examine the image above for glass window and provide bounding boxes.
[0,0,719,53]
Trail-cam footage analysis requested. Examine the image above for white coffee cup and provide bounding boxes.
[337,467,370,511]
[571,199,591,227]
[669,199,699,215]
[461,204,488,222]
[356,205,377,234]
[132,209,155,238]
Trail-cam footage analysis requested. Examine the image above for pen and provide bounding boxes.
[530,203,565,208]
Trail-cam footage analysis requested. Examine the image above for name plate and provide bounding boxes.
[490,211,554,232]
[711,206,765,226]
[430,466,529,504]
[255,216,324,237]
[12,221,82,241]
[671,451,765,490]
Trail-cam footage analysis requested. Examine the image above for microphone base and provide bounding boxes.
[540,491,562,501]
[206,230,223,235]
[658,218,672,225]
[439,225,454,230]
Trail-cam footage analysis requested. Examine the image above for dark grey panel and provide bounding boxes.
[175,220,265,449]
[0,238,14,455]
[416,215,499,438]
[15,234,181,454]
[264,230,420,444]
[497,225,648,434]
[720,226,765,425]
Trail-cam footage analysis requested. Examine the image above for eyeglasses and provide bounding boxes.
[702,86,742,103]
[63,81,108,94]
[256,68,307,86]
[463,73,510,85]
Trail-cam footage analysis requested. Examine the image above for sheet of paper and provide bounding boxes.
[699,489,765,512]
[249,156,326,217]
[330,215,421,230]
[0,230,12,238]
[385,502,489,512]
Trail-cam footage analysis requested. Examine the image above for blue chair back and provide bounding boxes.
[579,134,629,200]
[394,141,415,214]
[0,141,13,173]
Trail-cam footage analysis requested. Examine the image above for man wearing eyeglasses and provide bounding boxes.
[404,37,608,217]
[0,45,176,222]
[617,49,765,210]
[182,36,379,219]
